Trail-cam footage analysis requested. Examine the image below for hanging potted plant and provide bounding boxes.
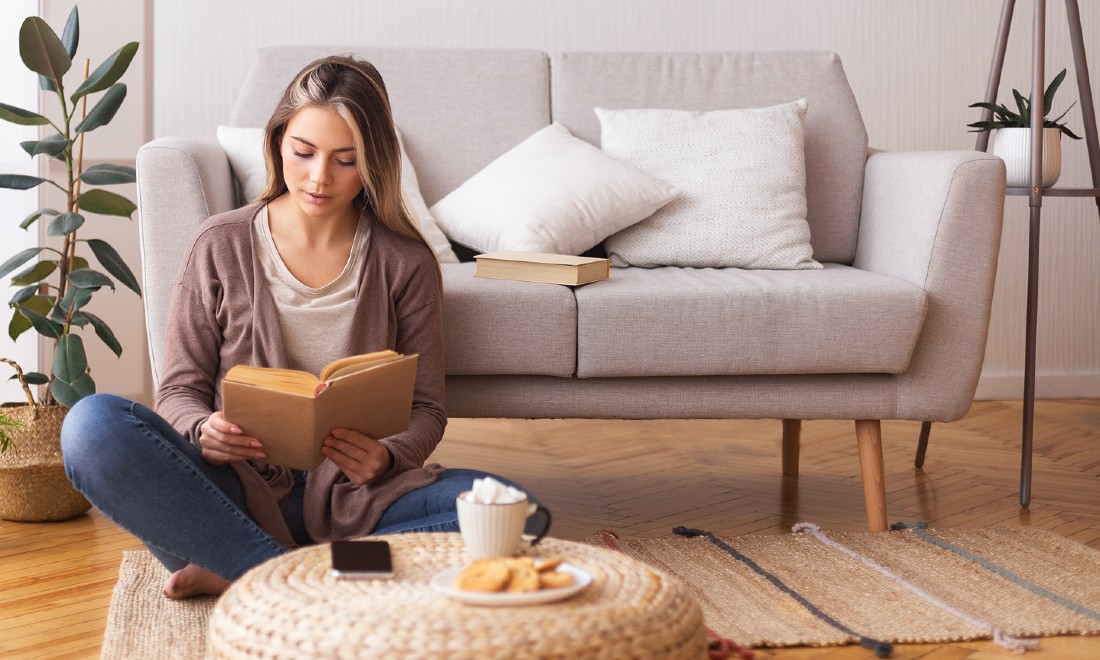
[968,68,1083,187]
[0,6,141,521]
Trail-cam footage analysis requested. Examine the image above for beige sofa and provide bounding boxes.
[136,47,1006,531]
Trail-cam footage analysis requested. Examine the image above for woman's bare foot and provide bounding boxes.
[163,563,231,599]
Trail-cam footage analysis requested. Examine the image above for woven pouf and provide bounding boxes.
[0,404,90,522]
[208,533,707,659]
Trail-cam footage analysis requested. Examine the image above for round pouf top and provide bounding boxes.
[207,533,706,659]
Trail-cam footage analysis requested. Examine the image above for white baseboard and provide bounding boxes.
[974,374,1100,400]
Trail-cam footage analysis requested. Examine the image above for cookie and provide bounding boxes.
[539,570,575,589]
[454,558,510,592]
[535,557,563,573]
[504,561,540,592]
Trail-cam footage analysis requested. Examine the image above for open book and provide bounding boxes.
[474,251,610,286]
[221,350,418,470]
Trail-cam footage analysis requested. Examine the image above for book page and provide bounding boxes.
[319,350,400,382]
[476,251,606,266]
[223,365,320,396]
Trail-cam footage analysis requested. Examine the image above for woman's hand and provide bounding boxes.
[199,412,265,465]
[322,428,393,485]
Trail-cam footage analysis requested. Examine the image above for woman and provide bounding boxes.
[62,55,534,599]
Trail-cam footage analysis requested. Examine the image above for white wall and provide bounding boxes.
[0,0,43,404]
[37,0,152,405]
[139,0,1100,401]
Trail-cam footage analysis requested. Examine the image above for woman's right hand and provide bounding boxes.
[199,412,265,465]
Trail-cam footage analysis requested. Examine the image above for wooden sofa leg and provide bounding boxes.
[782,419,801,476]
[855,420,888,532]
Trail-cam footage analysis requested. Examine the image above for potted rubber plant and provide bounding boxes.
[0,6,141,521]
[968,68,1083,187]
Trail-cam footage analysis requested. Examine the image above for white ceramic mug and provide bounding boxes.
[455,492,552,558]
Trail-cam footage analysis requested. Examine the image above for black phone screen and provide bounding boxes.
[331,540,394,578]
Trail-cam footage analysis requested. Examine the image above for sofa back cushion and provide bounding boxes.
[230,47,551,207]
[551,51,868,264]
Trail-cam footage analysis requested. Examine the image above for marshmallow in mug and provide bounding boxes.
[463,477,527,504]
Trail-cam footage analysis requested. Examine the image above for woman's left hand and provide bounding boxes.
[322,428,393,485]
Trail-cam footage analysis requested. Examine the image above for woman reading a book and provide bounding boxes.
[61,55,539,599]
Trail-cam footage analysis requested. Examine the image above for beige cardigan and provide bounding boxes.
[156,202,446,546]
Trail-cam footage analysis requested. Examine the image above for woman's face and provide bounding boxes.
[279,105,364,221]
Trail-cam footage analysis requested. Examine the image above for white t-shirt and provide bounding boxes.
[253,204,370,375]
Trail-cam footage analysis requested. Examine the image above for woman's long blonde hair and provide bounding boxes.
[258,55,439,272]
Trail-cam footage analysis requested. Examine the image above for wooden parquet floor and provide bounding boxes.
[1,399,1098,658]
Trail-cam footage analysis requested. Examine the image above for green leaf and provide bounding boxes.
[82,311,122,357]
[60,6,79,59]
[20,208,59,230]
[1012,89,1029,121]
[77,189,136,218]
[19,17,71,88]
[1043,69,1067,117]
[22,372,48,386]
[51,372,95,408]
[48,212,85,236]
[39,7,79,92]
[0,174,48,190]
[61,310,89,327]
[995,103,1020,124]
[72,42,139,101]
[9,285,38,305]
[1061,125,1083,140]
[0,101,51,126]
[87,239,141,296]
[0,248,45,280]
[70,256,90,271]
[20,133,69,158]
[19,307,63,339]
[53,334,88,383]
[69,268,114,290]
[9,295,53,341]
[16,294,54,316]
[74,84,126,134]
[80,164,136,186]
[56,287,93,318]
[8,313,30,342]
[11,260,57,286]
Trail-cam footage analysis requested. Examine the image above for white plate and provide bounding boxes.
[430,562,592,606]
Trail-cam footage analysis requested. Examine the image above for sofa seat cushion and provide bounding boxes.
[574,264,926,378]
[442,263,576,376]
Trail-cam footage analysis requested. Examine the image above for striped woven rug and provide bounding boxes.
[587,524,1100,654]
[103,524,1100,658]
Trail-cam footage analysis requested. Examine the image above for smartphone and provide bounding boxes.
[330,540,394,579]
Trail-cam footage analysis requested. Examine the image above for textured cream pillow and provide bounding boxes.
[597,100,821,270]
[428,123,680,255]
[215,125,458,263]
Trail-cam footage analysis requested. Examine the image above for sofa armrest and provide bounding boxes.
[136,137,237,389]
[855,150,1006,421]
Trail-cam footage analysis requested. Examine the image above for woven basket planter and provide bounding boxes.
[0,403,90,522]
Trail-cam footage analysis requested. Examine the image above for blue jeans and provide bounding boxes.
[61,393,530,580]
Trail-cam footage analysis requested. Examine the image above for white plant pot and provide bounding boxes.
[992,127,1062,187]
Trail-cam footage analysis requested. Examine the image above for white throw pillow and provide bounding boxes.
[215,125,458,263]
[428,123,680,255]
[597,100,821,270]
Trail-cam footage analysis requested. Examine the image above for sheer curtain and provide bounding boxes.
[0,0,45,401]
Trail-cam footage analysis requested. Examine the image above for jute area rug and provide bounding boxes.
[103,525,1100,658]
[588,524,1100,654]
[101,552,214,660]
